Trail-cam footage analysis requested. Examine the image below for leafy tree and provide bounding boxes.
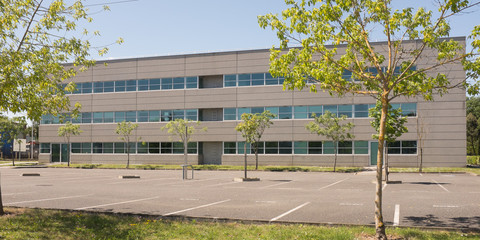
[369,102,408,181]
[235,111,275,172]
[467,113,479,155]
[416,116,428,172]
[0,116,28,165]
[115,121,139,168]
[467,97,480,119]
[0,0,120,216]
[259,0,480,238]
[57,121,82,167]
[162,119,207,168]
[305,110,354,172]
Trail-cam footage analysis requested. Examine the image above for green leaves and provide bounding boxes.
[235,111,275,144]
[161,119,207,143]
[57,121,82,140]
[115,121,138,141]
[305,110,354,142]
[369,101,407,142]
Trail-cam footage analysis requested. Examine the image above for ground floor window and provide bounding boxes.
[39,142,198,155]
[223,141,372,155]
[387,141,417,154]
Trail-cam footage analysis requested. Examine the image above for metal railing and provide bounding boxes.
[181,164,194,180]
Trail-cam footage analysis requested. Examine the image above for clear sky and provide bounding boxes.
[83,0,480,60]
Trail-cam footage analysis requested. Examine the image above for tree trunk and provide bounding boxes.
[385,145,389,182]
[419,148,423,173]
[244,143,247,179]
[255,142,258,170]
[375,98,388,240]
[67,140,70,167]
[184,141,188,166]
[126,140,130,169]
[0,172,4,216]
[333,141,337,172]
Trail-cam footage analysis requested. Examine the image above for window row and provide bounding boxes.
[40,142,198,154]
[224,141,417,155]
[63,77,199,94]
[41,109,198,124]
[224,73,285,87]
[224,103,417,120]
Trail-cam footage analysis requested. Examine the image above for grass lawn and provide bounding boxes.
[0,208,478,240]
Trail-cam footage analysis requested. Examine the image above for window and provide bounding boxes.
[104,112,114,123]
[137,111,149,122]
[265,107,279,119]
[126,80,137,92]
[186,77,198,89]
[342,70,353,81]
[279,141,292,154]
[82,82,92,94]
[308,106,322,118]
[224,75,237,87]
[41,114,53,124]
[103,143,113,153]
[187,142,197,154]
[161,142,172,154]
[294,141,307,154]
[237,108,250,120]
[264,142,278,154]
[224,108,236,120]
[324,105,337,116]
[387,141,401,154]
[149,111,160,122]
[173,142,184,154]
[137,142,148,154]
[338,105,352,118]
[185,109,197,121]
[400,103,417,117]
[94,82,103,93]
[308,142,322,154]
[294,106,308,119]
[265,73,278,85]
[323,141,335,154]
[238,74,251,86]
[128,142,136,153]
[251,107,264,114]
[115,80,126,92]
[251,73,265,86]
[71,143,81,153]
[115,112,125,123]
[354,104,369,118]
[149,78,161,90]
[338,141,352,154]
[138,79,149,91]
[224,142,236,154]
[93,142,103,154]
[149,142,160,154]
[82,112,92,124]
[354,141,368,154]
[93,112,103,123]
[278,106,292,119]
[125,111,136,122]
[161,78,173,89]
[173,110,184,120]
[173,77,185,89]
[40,143,50,153]
[402,141,417,154]
[82,143,91,153]
[161,110,172,122]
[114,142,125,153]
[238,142,251,154]
[73,83,81,94]
[251,142,264,154]
[104,81,114,93]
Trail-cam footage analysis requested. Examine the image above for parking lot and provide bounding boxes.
[1,167,479,229]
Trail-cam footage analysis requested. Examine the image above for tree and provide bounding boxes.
[467,113,479,155]
[0,116,28,165]
[259,1,480,238]
[162,119,207,168]
[0,0,120,216]
[115,121,139,168]
[369,102,408,181]
[57,121,82,167]
[305,110,354,172]
[235,111,275,173]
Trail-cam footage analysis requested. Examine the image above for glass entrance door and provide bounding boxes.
[51,143,69,163]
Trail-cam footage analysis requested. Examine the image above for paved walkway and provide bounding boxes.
[1,167,479,230]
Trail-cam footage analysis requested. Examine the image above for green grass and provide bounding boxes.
[0,208,478,240]
[389,167,480,176]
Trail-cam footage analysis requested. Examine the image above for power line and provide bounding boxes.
[84,0,139,7]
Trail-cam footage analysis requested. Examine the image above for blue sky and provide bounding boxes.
[84,0,480,60]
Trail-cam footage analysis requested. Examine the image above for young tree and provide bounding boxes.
[369,102,408,181]
[305,110,354,172]
[417,115,428,172]
[259,1,480,238]
[0,0,120,216]
[162,119,207,167]
[58,121,82,167]
[235,114,257,179]
[115,121,139,168]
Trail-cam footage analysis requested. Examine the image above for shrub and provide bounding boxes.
[467,156,480,165]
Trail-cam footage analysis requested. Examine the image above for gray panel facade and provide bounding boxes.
[39,39,467,167]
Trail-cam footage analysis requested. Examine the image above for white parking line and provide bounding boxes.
[202,181,240,188]
[393,204,400,226]
[259,181,292,189]
[270,202,310,222]
[75,196,160,210]
[432,179,450,192]
[6,194,92,205]
[382,183,388,191]
[339,203,363,206]
[318,178,349,190]
[163,199,231,216]
[433,205,459,208]
[2,191,36,196]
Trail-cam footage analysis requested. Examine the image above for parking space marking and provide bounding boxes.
[2,191,36,196]
[163,199,231,216]
[393,204,400,226]
[75,196,160,210]
[107,177,180,185]
[433,205,459,208]
[259,181,292,189]
[432,179,450,192]
[382,183,388,191]
[270,202,310,222]
[339,203,363,206]
[5,194,92,205]
[201,181,240,188]
[318,178,349,190]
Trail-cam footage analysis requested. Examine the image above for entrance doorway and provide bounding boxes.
[51,143,69,163]
[370,141,378,165]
